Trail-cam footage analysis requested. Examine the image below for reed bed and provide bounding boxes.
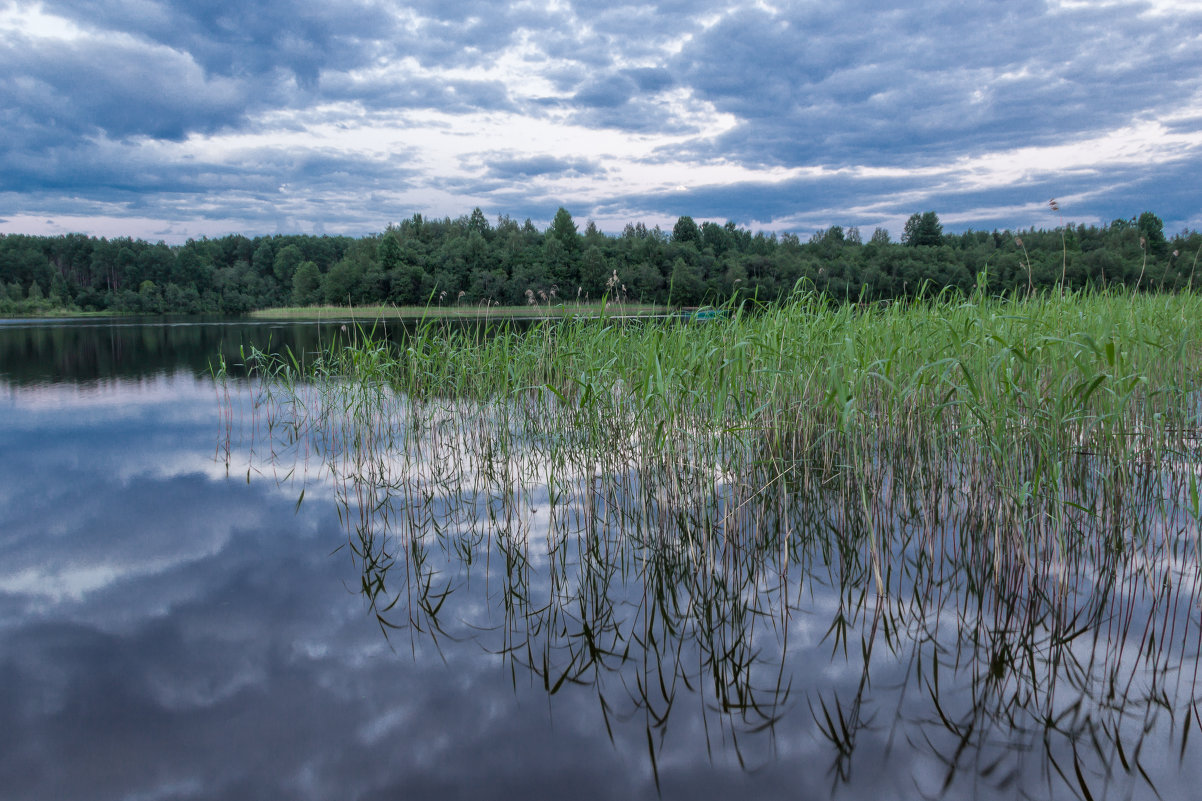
[227,286,1202,797]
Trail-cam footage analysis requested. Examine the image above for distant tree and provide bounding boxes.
[902,212,943,247]
[173,248,207,288]
[377,234,403,273]
[669,257,704,304]
[465,207,490,237]
[138,279,163,313]
[272,244,304,285]
[252,241,275,276]
[701,221,731,255]
[870,228,891,246]
[549,207,579,253]
[356,260,386,304]
[579,245,609,297]
[822,226,845,246]
[290,262,324,307]
[622,221,649,239]
[322,258,363,305]
[1137,211,1167,256]
[672,215,700,244]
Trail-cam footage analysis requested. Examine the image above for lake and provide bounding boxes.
[2,316,1199,800]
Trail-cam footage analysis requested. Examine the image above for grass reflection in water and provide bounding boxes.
[222,288,1202,798]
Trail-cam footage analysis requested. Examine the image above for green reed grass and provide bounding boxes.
[237,284,1202,674]
[230,284,1202,796]
[248,285,1202,545]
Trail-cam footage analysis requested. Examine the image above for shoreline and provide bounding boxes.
[246,302,671,320]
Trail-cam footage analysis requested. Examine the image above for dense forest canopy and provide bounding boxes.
[1,208,1199,315]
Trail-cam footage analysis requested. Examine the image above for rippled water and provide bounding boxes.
[2,317,1199,800]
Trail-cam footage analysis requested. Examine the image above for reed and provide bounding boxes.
[228,284,1202,796]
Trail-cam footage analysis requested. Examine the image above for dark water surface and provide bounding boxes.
[2,317,1199,800]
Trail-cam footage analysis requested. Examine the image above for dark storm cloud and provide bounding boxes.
[0,0,1199,238]
[590,138,1202,237]
[340,75,517,114]
[573,74,640,109]
[0,140,413,199]
[388,14,526,70]
[564,69,690,134]
[623,67,674,94]
[673,0,1202,167]
[0,30,259,147]
[570,102,703,134]
[592,170,921,230]
[1,2,524,148]
[40,0,395,87]
[483,154,603,180]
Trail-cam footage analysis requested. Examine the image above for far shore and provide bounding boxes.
[247,302,672,320]
[3,301,675,322]
[1,308,121,320]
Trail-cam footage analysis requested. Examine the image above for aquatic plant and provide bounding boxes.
[226,285,1202,797]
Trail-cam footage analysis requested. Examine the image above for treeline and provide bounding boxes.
[2,207,1199,315]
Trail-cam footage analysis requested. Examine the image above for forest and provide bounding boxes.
[1,207,1198,316]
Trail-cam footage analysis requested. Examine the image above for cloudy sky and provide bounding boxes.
[1,0,1200,243]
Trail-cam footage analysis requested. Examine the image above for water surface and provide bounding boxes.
[1,317,1199,800]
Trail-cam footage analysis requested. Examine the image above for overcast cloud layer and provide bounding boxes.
[1,0,1200,242]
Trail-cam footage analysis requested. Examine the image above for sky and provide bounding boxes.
[1,0,1200,244]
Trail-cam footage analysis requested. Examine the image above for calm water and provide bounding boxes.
[2,317,1200,800]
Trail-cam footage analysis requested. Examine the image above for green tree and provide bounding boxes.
[579,245,609,297]
[584,219,605,245]
[672,215,700,244]
[388,264,431,306]
[356,260,386,304]
[701,222,731,255]
[1137,211,1167,256]
[172,248,206,288]
[289,261,322,305]
[252,241,275,276]
[377,234,403,274]
[467,207,491,238]
[273,244,305,285]
[902,212,943,247]
[322,258,362,305]
[138,279,163,313]
[669,257,705,305]
[549,207,579,254]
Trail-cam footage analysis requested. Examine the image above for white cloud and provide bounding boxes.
[0,0,1199,238]
[0,1,89,41]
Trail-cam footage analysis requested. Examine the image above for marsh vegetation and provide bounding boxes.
[227,286,1202,797]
